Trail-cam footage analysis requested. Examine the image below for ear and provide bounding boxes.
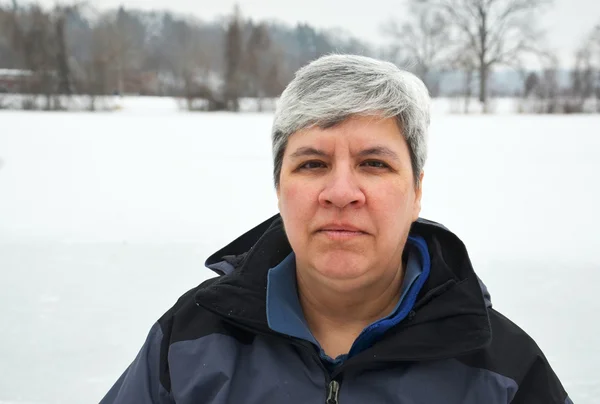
[412,171,424,222]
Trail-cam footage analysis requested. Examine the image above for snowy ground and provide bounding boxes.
[0,99,599,403]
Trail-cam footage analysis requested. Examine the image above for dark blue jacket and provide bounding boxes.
[100,215,572,404]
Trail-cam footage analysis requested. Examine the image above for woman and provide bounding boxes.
[101,55,571,404]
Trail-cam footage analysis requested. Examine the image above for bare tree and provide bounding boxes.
[80,14,118,110]
[111,7,146,95]
[383,4,452,96]
[54,9,71,95]
[53,3,84,95]
[589,23,600,112]
[415,0,551,112]
[540,66,560,113]
[224,5,244,111]
[20,6,57,108]
[521,51,561,113]
[263,49,287,98]
[570,47,594,111]
[452,50,478,112]
[1,3,80,107]
[523,71,539,97]
[169,19,223,110]
[181,24,206,109]
[0,8,15,75]
[568,22,600,113]
[70,7,145,97]
[245,22,274,110]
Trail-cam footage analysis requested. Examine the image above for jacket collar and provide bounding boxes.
[196,214,491,361]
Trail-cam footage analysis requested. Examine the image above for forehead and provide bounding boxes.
[286,115,406,151]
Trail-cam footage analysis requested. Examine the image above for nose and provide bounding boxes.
[318,166,366,209]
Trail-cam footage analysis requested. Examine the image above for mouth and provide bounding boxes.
[317,224,368,240]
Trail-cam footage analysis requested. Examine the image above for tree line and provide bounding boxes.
[382,0,600,113]
[0,3,369,110]
[1,0,599,113]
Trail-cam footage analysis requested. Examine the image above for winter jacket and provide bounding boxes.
[100,215,572,404]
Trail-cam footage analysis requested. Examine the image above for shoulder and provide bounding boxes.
[155,277,254,346]
[488,308,544,357]
[457,308,570,403]
[457,308,549,381]
[151,277,257,395]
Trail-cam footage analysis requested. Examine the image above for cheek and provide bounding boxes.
[369,183,415,225]
[279,182,318,223]
[279,183,319,251]
[279,184,301,213]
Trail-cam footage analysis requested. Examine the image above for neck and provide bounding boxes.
[296,262,405,357]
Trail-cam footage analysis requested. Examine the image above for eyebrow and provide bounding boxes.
[288,146,401,162]
[289,147,329,159]
[357,146,400,162]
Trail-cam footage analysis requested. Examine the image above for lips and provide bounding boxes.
[316,223,368,235]
[320,226,364,232]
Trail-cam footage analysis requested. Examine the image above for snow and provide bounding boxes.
[0,101,599,403]
[0,94,279,113]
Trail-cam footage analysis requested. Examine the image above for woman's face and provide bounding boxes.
[277,115,423,291]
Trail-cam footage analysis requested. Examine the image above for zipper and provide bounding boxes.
[222,315,340,402]
[326,380,340,404]
[196,299,481,402]
[196,299,462,401]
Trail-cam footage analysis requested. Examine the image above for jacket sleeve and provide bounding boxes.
[511,353,572,404]
[99,322,173,404]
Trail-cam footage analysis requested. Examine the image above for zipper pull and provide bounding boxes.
[326,380,340,404]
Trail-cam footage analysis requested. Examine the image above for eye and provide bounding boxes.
[361,160,390,169]
[298,160,326,170]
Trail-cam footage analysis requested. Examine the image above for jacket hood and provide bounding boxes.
[197,214,492,362]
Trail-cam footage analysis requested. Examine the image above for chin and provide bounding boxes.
[312,251,370,281]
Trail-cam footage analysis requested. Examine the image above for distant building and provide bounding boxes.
[0,69,34,93]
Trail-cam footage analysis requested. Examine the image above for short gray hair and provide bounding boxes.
[272,54,430,188]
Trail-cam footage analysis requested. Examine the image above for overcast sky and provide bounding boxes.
[32,0,600,67]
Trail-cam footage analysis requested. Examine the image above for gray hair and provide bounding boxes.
[272,54,430,188]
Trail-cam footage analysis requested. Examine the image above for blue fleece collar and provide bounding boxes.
[266,235,431,367]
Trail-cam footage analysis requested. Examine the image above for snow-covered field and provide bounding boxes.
[0,99,599,403]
